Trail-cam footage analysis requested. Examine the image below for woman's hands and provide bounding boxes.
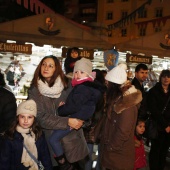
[68,118,84,130]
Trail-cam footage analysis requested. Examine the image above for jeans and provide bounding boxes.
[49,128,71,156]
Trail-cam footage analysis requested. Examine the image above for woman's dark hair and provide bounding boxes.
[92,69,105,85]
[106,82,122,119]
[30,55,68,89]
[5,116,42,141]
[159,69,170,82]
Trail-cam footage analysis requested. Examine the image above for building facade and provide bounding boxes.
[97,0,170,45]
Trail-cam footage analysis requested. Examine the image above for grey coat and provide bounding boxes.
[28,86,89,165]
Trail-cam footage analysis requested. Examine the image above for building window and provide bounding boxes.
[82,8,96,14]
[155,26,162,32]
[106,12,113,20]
[155,8,163,17]
[139,28,146,36]
[121,28,127,37]
[107,0,114,3]
[121,11,128,19]
[138,9,147,18]
[81,8,96,17]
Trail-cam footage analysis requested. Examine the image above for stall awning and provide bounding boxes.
[0,13,113,50]
[115,30,170,58]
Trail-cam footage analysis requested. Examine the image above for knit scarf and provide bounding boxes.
[16,125,38,170]
[71,77,93,87]
[38,76,64,98]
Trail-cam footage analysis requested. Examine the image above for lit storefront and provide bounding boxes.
[0,12,113,104]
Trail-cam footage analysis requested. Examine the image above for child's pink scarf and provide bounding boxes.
[71,77,93,87]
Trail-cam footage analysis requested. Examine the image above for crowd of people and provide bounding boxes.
[0,47,170,170]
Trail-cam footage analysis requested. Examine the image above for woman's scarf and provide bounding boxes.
[16,125,38,170]
[38,76,64,98]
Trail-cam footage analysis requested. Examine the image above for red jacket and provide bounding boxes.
[134,136,147,170]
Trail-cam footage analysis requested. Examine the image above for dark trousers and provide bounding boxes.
[149,132,170,170]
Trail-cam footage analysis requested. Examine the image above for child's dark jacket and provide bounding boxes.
[58,81,104,120]
[0,131,52,170]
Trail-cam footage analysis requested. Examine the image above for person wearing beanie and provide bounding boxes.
[49,57,105,169]
[0,99,52,170]
[100,63,142,170]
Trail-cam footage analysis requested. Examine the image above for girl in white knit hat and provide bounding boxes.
[48,57,105,170]
[0,99,52,170]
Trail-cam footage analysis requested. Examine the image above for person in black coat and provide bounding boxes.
[0,99,52,170]
[147,70,170,170]
[131,63,148,120]
[49,58,103,170]
[0,72,17,134]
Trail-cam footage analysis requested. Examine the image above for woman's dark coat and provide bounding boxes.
[0,131,52,170]
[147,82,170,131]
[0,87,17,133]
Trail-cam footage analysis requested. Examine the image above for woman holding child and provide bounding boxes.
[28,55,89,170]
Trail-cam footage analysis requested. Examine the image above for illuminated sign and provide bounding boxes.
[0,43,32,54]
[62,47,94,59]
[126,53,152,64]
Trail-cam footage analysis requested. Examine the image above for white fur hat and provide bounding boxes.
[17,99,37,117]
[73,58,93,78]
[105,63,127,84]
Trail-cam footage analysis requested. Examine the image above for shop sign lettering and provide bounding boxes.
[126,54,152,64]
[62,47,94,59]
[0,43,32,54]
[80,51,91,58]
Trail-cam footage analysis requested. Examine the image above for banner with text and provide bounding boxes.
[62,47,94,60]
[0,43,32,54]
[126,53,152,64]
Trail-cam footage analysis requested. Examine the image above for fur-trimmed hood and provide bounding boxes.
[114,90,142,114]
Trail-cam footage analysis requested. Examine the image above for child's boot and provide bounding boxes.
[54,154,74,170]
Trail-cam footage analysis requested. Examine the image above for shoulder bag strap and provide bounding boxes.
[161,94,170,115]
[23,143,39,164]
